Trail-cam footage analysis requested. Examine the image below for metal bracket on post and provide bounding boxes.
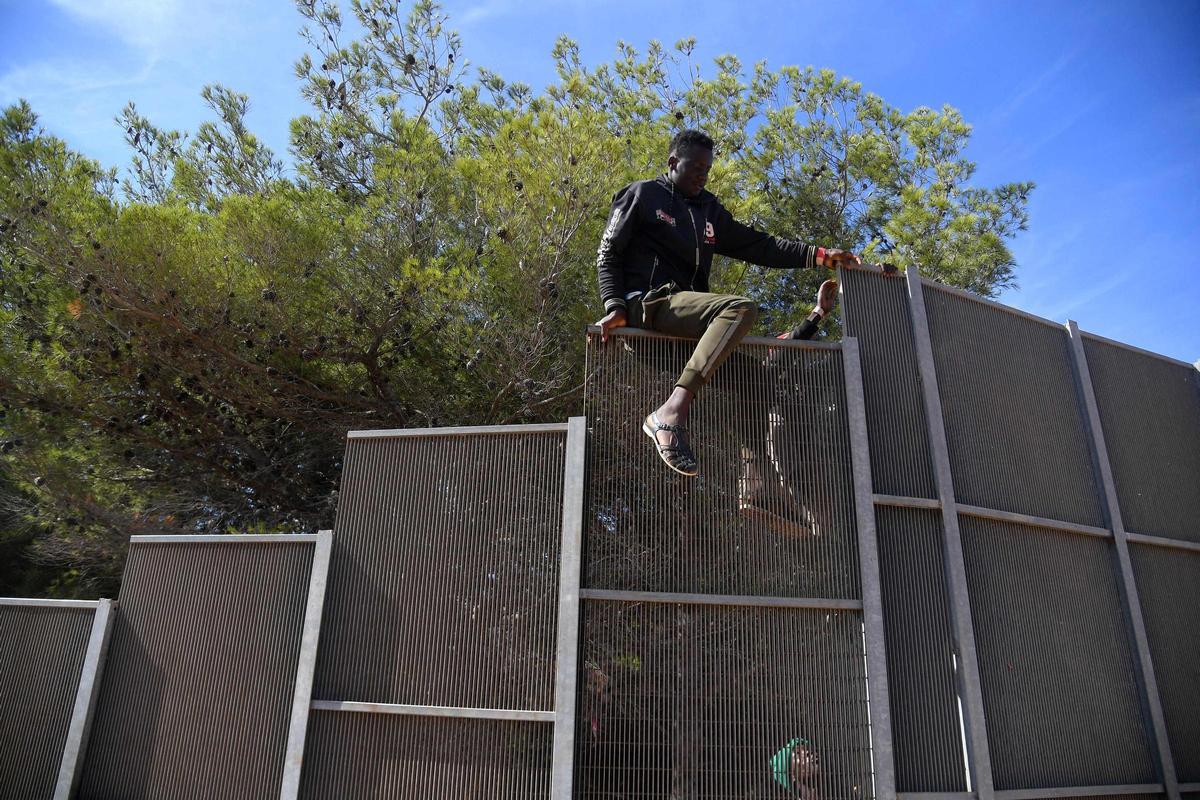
[53,598,114,800]
[280,529,334,800]
[905,266,995,799]
[551,416,587,799]
[1065,321,1180,800]
[842,336,896,800]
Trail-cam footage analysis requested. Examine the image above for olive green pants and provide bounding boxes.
[633,289,759,395]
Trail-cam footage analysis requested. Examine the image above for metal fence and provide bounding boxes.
[299,422,585,799]
[579,328,893,799]
[2,269,1196,800]
[0,598,110,800]
[842,265,1200,800]
[76,533,330,799]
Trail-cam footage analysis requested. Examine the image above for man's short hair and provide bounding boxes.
[669,129,714,159]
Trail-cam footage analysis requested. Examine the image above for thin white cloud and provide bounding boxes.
[48,0,186,56]
[45,0,249,60]
[990,48,1079,123]
[0,56,158,104]
[1034,270,1132,322]
[993,97,1100,167]
[459,0,515,24]
[456,0,589,26]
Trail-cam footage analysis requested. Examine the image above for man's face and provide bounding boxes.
[668,146,713,198]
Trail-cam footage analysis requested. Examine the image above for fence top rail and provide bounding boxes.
[918,276,1067,329]
[0,597,102,608]
[1076,325,1197,370]
[129,533,327,544]
[586,325,843,350]
[347,422,569,440]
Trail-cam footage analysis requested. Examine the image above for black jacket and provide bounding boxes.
[596,175,821,313]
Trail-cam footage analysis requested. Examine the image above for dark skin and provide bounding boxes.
[593,144,866,453]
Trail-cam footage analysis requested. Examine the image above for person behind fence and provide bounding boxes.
[738,277,839,536]
[770,735,822,799]
[593,128,863,476]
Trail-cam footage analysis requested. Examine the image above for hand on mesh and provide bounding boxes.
[815,279,838,316]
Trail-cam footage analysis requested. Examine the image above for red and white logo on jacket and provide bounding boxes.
[703,221,716,244]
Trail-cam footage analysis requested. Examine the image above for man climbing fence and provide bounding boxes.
[593,128,870,476]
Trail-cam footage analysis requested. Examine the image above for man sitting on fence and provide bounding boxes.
[593,128,863,476]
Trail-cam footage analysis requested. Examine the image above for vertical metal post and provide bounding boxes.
[905,266,995,799]
[280,529,334,800]
[842,337,896,800]
[53,599,113,800]
[551,416,587,799]
[1065,321,1180,800]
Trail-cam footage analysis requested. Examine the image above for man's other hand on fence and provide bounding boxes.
[594,308,628,344]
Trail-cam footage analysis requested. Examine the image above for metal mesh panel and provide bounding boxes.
[958,517,1156,788]
[874,507,967,791]
[316,431,566,708]
[584,333,860,598]
[1130,544,1200,780]
[923,288,1104,526]
[841,268,937,498]
[573,600,873,799]
[299,710,551,799]
[79,541,314,799]
[0,604,93,799]
[1083,336,1200,542]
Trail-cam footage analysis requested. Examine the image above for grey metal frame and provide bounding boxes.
[311,700,556,723]
[1066,320,1180,800]
[123,531,331,800]
[348,422,571,439]
[843,336,897,800]
[0,597,114,800]
[551,416,587,800]
[1079,328,1196,370]
[582,326,899,798]
[52,598,113,800]
[1124,531,1200,554]
[280,529,333,800]
[992,785,1166,800]
[310,421,583,795]
[834,267,1200,793]
[0,598,105,608]
[905,265,995,799]
[953,504,1111,540]
[579,588,863,611]
[848,267,1191,794]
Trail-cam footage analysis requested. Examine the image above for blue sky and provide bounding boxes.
[2,0,1198,362]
